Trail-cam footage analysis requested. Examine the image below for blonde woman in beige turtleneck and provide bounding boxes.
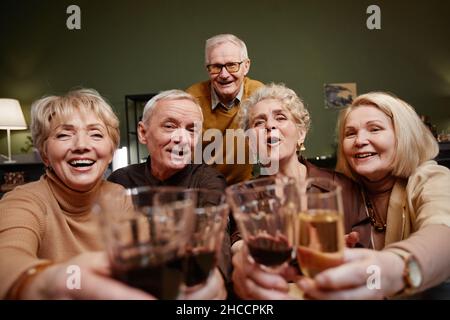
[298,92,450,299]
[0,89,153,299]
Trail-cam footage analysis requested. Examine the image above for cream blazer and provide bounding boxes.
[385,160,450,246]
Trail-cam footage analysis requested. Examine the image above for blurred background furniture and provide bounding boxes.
[436,142,450,169]
[0,153,45,197]
[0,98,27,163]
[125,93,156,164]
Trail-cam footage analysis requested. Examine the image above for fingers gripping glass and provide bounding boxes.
[206,61,244,74]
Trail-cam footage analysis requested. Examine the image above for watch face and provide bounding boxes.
[408,259,423,288]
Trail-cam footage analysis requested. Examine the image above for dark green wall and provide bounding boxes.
[1,0,449,159]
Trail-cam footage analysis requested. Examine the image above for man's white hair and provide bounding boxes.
[142,90,203,124]
[205,34,249,64]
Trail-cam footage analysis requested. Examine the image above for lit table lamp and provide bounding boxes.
[0,99,27,163]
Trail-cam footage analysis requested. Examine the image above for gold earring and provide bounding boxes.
[300,143,306,151]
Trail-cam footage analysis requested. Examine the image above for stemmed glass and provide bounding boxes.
[295,177,345,278]
[181,189,229,290]
[226,176,299,269]
[97,186,196,299]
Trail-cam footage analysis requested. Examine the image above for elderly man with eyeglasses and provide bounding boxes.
[186,34,263,186]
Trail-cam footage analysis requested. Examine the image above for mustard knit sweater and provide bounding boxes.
[186,77,264,185]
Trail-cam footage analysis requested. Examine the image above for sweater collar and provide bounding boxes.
[45,169,103,214]
[144,156,192,186]
[210,81,244,111]
[361,174,396,196]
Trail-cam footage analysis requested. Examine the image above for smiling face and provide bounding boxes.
[43,111,114,191]
[342,105,396,181]
[248,99,305,166]
[138,98,203,181]
[207,42,250,105]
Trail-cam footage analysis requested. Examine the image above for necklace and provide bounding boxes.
[361,190,387,233]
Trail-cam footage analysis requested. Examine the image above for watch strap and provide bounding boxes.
[388,248,422,296]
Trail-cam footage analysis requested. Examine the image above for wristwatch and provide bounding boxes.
[7,261,53,299]
[390,249,423,295]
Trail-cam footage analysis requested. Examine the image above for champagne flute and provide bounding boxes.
[296,177,345,278]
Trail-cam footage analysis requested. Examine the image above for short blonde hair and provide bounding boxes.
[141,90,203,125]
[239,83,311,134]
[31,88,120,158]
[336,92,439,180]
[205,34,249,64]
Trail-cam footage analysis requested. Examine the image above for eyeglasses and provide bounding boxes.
[206,61,244,74]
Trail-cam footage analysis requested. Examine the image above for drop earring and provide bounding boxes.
[297,141,306,152]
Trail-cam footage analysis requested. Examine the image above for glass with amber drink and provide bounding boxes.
[296,177,345,278]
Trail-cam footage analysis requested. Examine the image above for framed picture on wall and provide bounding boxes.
[324,83,357,109]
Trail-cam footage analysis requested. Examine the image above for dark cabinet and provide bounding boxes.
[125,94,156,164]
[0,153,45,196]
[437,142,450,169]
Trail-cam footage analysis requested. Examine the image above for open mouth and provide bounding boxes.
[218,81,233,86]
[354,152,377,159]
[266,136,281,146]
[68,159,96,168]
[169,148,189,158]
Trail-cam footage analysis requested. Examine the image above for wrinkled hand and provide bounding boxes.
[231,246,296,300]
[183,268,227,300]
[22,252,155,300]
[344,232,360,248]
[297,248,405,300]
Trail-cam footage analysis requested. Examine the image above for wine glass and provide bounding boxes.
[181,189,229,290]
[97,186,196,299]
[226,176,299,269]
[295,177,345,278]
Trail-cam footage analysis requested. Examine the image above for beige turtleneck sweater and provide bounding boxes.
[0,170,127,298]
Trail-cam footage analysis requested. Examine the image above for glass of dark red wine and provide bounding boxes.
[180,189,229,294]
[226,176,299,270]
[97,186,196,299]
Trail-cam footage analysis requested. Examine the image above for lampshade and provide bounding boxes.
[112,147,128,171]
[0,98,27,130]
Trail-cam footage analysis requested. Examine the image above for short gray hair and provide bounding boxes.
[239,83,311,133]
[205,34,249,65]
[142,90,203,125]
